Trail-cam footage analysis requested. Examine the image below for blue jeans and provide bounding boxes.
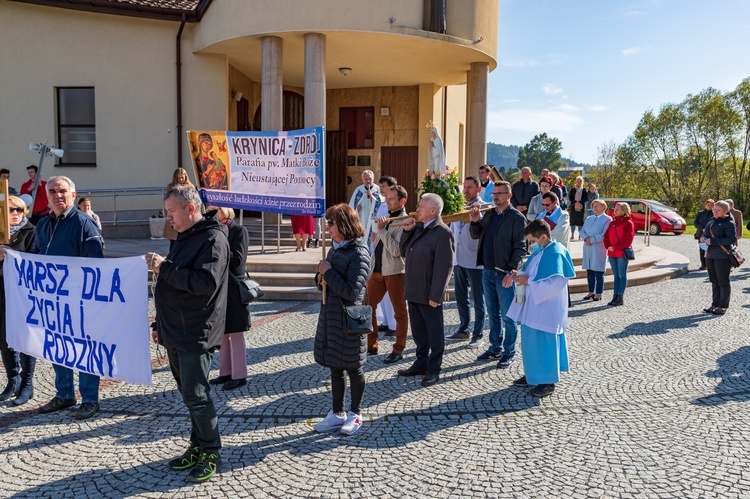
[609,256,629,295]
[454,265,485,339]
[53,364,100,404]
[586,270,604,294]
[482,268,517,356]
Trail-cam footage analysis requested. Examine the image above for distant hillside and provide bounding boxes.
[486,142,593,173]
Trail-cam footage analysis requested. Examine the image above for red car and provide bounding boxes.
[604,198,686,235]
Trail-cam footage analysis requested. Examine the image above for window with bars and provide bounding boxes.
[57,87,96,166]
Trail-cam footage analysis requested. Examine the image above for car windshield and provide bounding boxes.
[646,203,675,213]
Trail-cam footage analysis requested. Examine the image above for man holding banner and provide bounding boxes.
[35,176,105,420]
[146,185,229,483]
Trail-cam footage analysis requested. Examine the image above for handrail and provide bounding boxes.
[75,186,166,226]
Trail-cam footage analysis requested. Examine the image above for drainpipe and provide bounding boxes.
[176,15,186,168]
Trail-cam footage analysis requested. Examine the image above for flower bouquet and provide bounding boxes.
[416,166,465,218]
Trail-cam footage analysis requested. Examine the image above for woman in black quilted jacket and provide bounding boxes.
[700,200,737,315]
[313,204,370,436]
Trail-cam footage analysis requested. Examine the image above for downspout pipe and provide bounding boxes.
[176,15,186,169]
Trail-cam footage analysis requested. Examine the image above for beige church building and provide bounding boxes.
[0,0,498,219]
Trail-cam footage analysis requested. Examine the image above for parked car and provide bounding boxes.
[603,198,686,235]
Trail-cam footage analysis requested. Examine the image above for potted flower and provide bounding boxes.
[416,166,465,217]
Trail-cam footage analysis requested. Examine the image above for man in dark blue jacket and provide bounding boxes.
[146,185,229,483]
[470,180,527,369]
[36,176,104,420]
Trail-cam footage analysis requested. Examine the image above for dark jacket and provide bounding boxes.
[694,209,714,240]
[399,218,454,304]
[568,187,589,226]
[225,219,250,334]
[34,207,103,258]
[511,179,540,209]
[314,238,370,371]
[154,212,230,353]
[1,222,36,348]
[603,216,635,258]
[702,216,737,260]
[470,206,527,272]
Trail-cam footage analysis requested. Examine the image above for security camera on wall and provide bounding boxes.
[233,91,243,102]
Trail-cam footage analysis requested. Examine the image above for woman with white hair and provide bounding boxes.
[699,200,737,315]
[579,199,611,301]
[0,196,37,405]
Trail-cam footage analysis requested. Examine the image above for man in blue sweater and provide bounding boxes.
[36,176,104,420]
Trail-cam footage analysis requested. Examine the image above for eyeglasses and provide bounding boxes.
[491,191,510,197]
[8,207,24,213]
[326,219,334,227]
[541,203,553,207]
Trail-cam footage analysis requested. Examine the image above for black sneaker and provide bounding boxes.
[74,402,100,420]
[513,376,530,386]
[38,396,77,414]
[446,332,471,341]
[496,355,516,369]
[169,445,201,470]
[476,350,501,361]
[367,348,378,356]
[186,452,221,482]
[530,383,556,397]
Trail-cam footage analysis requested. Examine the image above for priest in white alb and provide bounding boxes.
[507,219,575,398]
[349,170,381,251]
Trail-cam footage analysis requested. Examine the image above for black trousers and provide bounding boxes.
[706,258,731,308]
[407,301,445,375]
[330,367,365,414]
[167,348,221,453]
[699,248,707,268]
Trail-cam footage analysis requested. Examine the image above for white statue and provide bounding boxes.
[427,123,447,176]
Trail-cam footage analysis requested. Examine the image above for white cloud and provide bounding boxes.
[543,83,563,95]
[487,108,583,133]
[557,103,578,112]
[587,105,609,112]
[621,46,643,57]
[500,58,540,68]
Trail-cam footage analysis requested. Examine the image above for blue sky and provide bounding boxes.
[487,0,750,164]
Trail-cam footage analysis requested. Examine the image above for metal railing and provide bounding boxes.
[75,186,166,226]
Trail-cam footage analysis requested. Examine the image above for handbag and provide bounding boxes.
[343,304,372,336]
[710,223,744,268]
[232,272,264,304]
[613,222,635,260]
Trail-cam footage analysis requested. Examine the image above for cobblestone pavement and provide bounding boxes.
[1,235,749,498]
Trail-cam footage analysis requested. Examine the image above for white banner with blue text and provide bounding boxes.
[4,249,151,385]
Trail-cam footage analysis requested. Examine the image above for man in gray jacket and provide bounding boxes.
[446,176,488,349]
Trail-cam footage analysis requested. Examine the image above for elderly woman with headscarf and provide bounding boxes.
[579,199,611,301]
[699,200,737,315]
[0,196,37,405]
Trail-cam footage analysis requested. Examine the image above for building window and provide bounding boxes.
[340,107,374,149]
[57,87,96,166]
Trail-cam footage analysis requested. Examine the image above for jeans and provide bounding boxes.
[331,367,365,414]
[706,258,731,308]
[167,348,221,453]
[586,270,604,294]
[609,256,629,295]
[53,364,100,404]
[482,268,517,356]
[453,265,485,339]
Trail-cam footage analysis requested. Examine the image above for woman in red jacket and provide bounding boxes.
[603,202,636,306]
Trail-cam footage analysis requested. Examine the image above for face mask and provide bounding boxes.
[529,240,540,252]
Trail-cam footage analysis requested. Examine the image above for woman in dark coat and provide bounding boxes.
[694,199,715,270]
[0,196,36,405]
[568,176,588,240]
[313,203,370,436]
[700,200,737,315]
[208,207,250,390]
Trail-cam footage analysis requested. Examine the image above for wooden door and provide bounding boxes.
[326,131,347,208]
[382,146,419,213]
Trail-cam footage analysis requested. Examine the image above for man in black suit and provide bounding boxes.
[397,193,454,387]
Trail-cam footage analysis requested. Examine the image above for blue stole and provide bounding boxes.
[524,241,575,282]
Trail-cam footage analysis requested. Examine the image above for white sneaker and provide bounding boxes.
[468,339,484,349]
[313,410,346,432]
[340,411,364,436]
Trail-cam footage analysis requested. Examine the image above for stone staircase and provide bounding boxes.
[243,219,690,300]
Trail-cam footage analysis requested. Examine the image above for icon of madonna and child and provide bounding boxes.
[193,132,229,190]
